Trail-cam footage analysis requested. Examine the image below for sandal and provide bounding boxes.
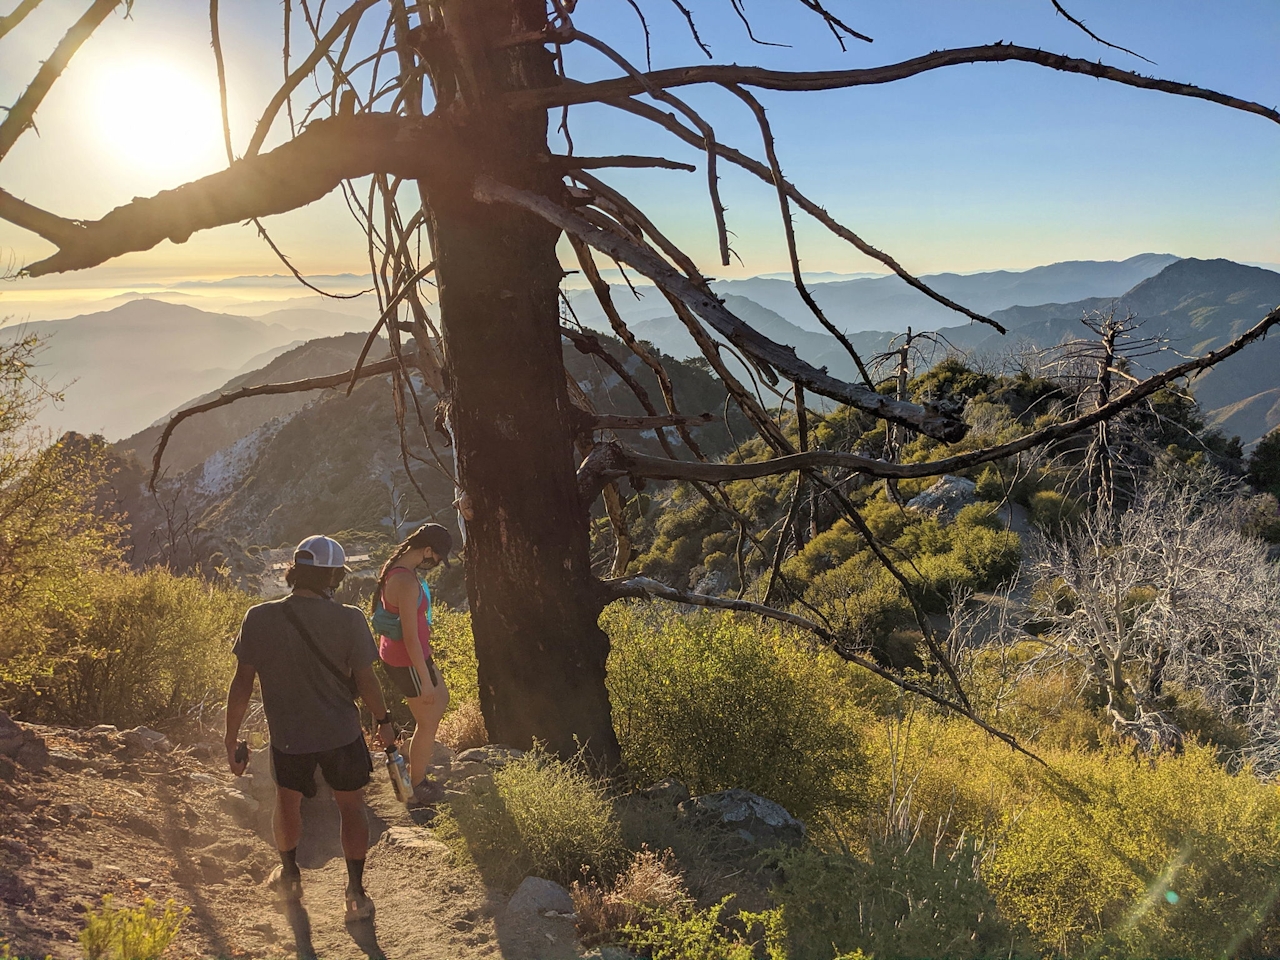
[345,886,376,924]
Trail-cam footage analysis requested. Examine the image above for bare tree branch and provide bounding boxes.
[607,575,1044,764]
[605,97,1008,332]
[5,113,447,276]
[556,154,696,172]
[149,355,404,491]
[592,412,714,432]
[477,175,970,442]
[0,0,45,42]
[246,0,382,158]
[601,301,1280,484]
[516,44,1280,126]
[0,0,125,163]
[1050,1,1154,65]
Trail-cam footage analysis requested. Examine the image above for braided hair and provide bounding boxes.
[371,540,418,613]
[371,522,453,613]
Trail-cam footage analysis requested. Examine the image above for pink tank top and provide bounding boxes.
[378,567,432,667]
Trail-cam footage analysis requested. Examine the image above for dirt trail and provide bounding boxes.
[0,722,586,960]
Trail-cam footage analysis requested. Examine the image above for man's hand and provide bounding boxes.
[227,740,249,776]
[373,720,397,750]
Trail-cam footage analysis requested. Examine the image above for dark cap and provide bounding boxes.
[405,522,453,564]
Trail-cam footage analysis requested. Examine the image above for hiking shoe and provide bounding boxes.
[266,865,303,904]
[344,886,376,924]
[408,777,446,807]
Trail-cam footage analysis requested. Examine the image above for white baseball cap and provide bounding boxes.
[293,535,347,569]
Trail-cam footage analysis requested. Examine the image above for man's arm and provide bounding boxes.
[354,662,396,749]
[225,660,256,776]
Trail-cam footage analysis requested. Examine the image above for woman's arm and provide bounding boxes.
[386,569,432,689]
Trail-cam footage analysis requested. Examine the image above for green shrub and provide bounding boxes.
[1028,489,1083,533]
[605,605,871,821]
[620,898,789,960]
[438,747,624,888]
[776,835,1023,960]
[11,567,252,727]
[79,896,187,960]
[429,606,479,709]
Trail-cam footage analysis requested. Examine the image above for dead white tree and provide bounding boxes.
[1032,469,1280,769]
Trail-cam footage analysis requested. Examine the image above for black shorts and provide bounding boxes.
[385,658,440,699]
[271,735,373,797]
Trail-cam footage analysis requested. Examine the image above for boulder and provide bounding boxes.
[122,727,172,755]
[48,750,86,771]
[14,736,48,770]
[0,711,24,757]
[906,475,978,521]
[640,778,690,805]
[87,724,119,736]
[381,826,450,855]
[454,745,524,768]
[680,789,806,848]
[504,876,573,917]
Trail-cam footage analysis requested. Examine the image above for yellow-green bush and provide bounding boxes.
[776,834,1024,960]
[429,606,479,709]
[11,567,252,727]
[79,896,187,960]
[985,744,1280,959]
[605,605,872,821]
[438,747,624,888]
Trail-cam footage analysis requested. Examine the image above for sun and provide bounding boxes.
[87,58,226,182]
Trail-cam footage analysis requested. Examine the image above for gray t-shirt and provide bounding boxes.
[233,595,378,755]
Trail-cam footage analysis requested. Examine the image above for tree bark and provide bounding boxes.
[424,0,619,765]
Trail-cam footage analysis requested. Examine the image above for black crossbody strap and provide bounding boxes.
[283,601,359,700]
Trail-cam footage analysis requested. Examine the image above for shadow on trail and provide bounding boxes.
[346,913,388,959]
[284,899,316,959]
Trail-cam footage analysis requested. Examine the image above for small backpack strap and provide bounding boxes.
[283,600,359,700]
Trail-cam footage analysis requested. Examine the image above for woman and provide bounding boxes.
[373,522,453,805]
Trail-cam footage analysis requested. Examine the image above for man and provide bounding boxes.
[225,535,396,924]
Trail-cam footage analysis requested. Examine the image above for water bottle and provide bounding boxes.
[386,746,412,803]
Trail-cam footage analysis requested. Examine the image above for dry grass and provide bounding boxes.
[572,847,692,946]
[438,699,488,752]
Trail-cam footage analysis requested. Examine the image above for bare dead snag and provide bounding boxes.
[476,176,970,442]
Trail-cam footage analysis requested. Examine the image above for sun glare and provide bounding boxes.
[88,59,226,181]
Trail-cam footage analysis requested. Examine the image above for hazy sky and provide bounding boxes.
[0,0,1275,289]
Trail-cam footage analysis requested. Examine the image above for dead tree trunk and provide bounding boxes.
[424,0,619,764]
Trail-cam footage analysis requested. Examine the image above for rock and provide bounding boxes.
[0,711,24,757]
[188,742,218,760]
[14,736,48,770]
[188,772,222,786]
[584,948,637,960]
[381,826,450,856]
[680,789,806,848]
[133,877,154,889]
[448,760,490,782]
[640,778,690,805]
[73,857,93,869]
[454,745,524,768]
[1,837,33,863]
[122,814,161,840]
[198,856,227,883]
[87,724,119,736]
[0,756,16,781]
[220,788,259,821]
[53,802,92,821]
[906,475,978,521]
[122,727,172,755]
[504,876,573,917]
[48,750,86,771]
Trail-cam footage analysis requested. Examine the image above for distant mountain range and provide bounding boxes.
[566,253,1180,336]
[0,300,371,440]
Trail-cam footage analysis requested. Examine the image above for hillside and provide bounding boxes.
[112,329,742,582]
[965,259,1280,443]
[117,333,376,476]
[0,300,370,440]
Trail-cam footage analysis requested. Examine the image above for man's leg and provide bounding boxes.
[333,788,375,921]
[272,785,305,898]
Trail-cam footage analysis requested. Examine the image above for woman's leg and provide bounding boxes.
[404,673,450,785]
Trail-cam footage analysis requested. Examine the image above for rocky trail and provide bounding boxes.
[0,714,595,959]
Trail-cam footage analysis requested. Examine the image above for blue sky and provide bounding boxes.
[0,0,1275,287]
